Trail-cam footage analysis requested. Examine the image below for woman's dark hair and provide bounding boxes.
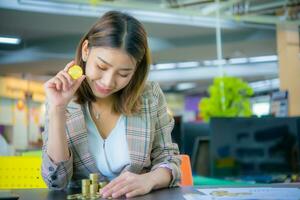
[74,11,150,115]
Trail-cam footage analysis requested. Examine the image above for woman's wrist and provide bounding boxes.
[146,168,172,190]
[49,105,66,115]
[144,171,156,191]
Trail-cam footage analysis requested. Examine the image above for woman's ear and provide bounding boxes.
[81,40,89,62]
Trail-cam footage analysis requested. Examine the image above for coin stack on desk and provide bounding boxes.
[82,179,90,197]
[67,173,109,199]
[89,173,99,198]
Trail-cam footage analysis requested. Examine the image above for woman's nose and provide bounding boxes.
[101,72,114,88]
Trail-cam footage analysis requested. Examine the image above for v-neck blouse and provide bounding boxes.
[84,103,130,180]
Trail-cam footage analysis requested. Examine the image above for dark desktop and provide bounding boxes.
[209,117,300,183]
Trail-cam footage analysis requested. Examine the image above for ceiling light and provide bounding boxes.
[176,82,197,91]
[155,63,176,70]
[249,55,278,63]
[229,57,248,64]
[203,60,213,66]
[212,59,226,65]
[0,36,21,45]
[177,61,199,68]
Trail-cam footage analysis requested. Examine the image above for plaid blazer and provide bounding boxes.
[41,82,181,190]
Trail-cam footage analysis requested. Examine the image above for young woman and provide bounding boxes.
[42,10,181,198]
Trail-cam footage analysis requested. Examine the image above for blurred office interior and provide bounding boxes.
[0,0,300,186]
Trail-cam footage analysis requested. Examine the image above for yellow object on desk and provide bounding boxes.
[68,65,83,80]
[0,156,47,189]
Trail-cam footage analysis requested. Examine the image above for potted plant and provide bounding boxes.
[199,76,254,122]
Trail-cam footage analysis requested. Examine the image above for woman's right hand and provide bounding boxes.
[44,60,86,110]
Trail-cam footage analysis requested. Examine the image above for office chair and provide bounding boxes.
[180,154,193,186]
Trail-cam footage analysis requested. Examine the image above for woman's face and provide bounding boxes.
[83,46,137,99]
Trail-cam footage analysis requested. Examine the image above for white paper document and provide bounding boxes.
[182,187,300,200]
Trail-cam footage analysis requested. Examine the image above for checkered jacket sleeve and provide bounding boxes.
[149,82,181,187]
[41,101,73,190]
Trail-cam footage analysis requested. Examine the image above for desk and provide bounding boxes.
[3,184,300,200]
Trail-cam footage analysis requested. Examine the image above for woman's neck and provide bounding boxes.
[93,95,115,112]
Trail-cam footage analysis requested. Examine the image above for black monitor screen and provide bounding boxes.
[210,117,300,182]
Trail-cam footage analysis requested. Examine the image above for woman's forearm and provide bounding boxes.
[147,167,172,190]
[46,106,70,163]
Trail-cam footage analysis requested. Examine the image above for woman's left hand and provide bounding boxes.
[100,171,153,198]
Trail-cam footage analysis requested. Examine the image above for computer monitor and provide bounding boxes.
[210,117,300,182]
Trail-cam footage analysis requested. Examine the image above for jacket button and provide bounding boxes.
[49,166,54,171]
[51,175,57,180]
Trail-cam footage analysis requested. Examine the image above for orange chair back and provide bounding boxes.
[180,154,193,186]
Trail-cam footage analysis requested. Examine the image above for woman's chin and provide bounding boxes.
[94,92,111,98]
[91,88,113,98]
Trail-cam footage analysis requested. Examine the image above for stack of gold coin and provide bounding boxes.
[81,179,90,197]
[89,173,99,184]
[89,173,99,198]
[66,174,109,199]
[90,183,98,196]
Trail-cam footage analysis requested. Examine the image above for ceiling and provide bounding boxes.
[0,0,299,93]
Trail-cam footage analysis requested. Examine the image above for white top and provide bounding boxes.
[85,103,130,180]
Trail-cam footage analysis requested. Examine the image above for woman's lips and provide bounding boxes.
[94,83,112,94]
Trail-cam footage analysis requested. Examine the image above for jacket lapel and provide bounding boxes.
[65,101,102,177]
[124,98,152,173]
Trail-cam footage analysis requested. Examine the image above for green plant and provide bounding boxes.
[199,76,254,122]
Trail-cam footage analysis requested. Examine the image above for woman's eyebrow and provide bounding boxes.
[97,56,134,71]
[97,56,113,67]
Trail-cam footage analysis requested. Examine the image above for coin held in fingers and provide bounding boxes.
[68,65,83,80]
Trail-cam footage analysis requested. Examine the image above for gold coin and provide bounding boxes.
[90,173,98,179]
[91,184,98,188]
[68,65,83,80]
[67,193,81,199]
[90,174,99,185]
[82,179,90,185]
[82,186,90,194]
[90,184,98,194]
[91,194,101,199]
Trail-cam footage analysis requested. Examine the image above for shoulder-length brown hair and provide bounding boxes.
[74,11,150,115]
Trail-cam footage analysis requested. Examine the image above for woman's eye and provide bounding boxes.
[98,65,107,70]
[119,74,129,78]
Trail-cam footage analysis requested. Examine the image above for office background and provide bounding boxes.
[0,0,300,185]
